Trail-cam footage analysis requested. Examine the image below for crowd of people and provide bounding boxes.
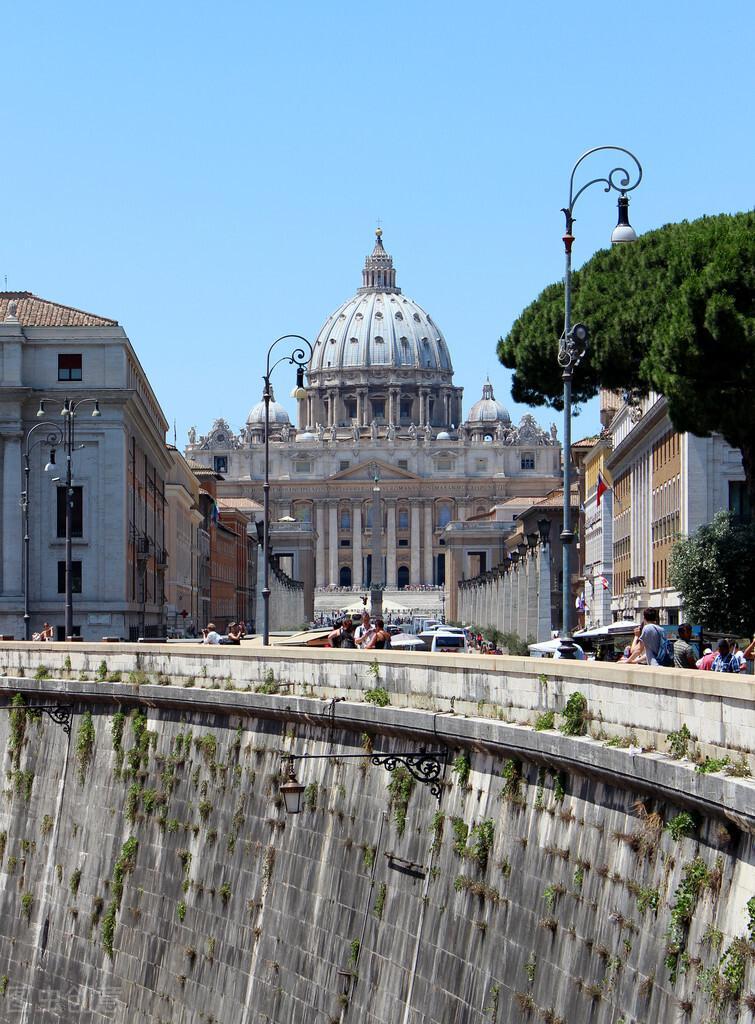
[619,608,755,671]
[326,612,392,650]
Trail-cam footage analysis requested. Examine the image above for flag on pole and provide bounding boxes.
[575,592,585,612]
[596,472,609,506]
[210,498,219,525]
[597,575,609,590]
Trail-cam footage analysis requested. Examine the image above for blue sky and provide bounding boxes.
[2,0,753,445]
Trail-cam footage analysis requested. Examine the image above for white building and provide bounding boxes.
[0,291,170,640]
[584,390,746,625]
[187,230,562,604]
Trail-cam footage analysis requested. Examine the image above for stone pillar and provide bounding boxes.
[315,504,326,588]
[418,390,426,427]
[328,502,338,586]
[423,503,434,585]
[359,389,368,427]
[410,504,421,584]
[352,503,362,588]
[386,502,397,588]
[356,391,363,428]
[2,434,23,600]
[536,543,552,642]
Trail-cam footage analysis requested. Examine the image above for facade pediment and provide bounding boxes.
[330,458,419,482]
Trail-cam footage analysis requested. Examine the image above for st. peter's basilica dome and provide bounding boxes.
[308,230,453,378]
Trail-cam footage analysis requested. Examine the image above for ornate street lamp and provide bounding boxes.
[559,147,642,641]
[262,336,313,646]
[36,397,101,640]
[281,747,448,813]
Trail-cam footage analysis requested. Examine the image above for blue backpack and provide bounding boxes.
[657,633,674,668]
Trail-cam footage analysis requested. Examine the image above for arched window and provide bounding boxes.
[436,503,452,529]
[339,566,352,587]
[294,503,312,523]
[397,565,410,589]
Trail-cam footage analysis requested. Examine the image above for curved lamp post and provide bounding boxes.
[22,422,63,640]
[262,335,313,646]
[36,397,101,639]
[559,146,642,643]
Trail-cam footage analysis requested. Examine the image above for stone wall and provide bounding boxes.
[0,651,752,1023]
[457,544,553,643]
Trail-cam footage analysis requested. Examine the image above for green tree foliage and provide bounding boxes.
[498,212,755,502]
[669,511,755,633]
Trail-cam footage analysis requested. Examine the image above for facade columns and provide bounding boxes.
[418,389,428,427]
[359,389,368,427]
[386,502,397,587]
[356,391,363,428]
[328,502,338,586]
[410,504,421,584]
[315,503,326,588]
[352,503,362,588]
[423,503,434,585]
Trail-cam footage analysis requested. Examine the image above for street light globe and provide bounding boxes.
[611,196,638,244]
[290,385,307,402]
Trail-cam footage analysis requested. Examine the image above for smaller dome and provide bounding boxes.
[247,386,291,426]
[436,430,451,441]
[467,379,511,425]
[296,431,316,442]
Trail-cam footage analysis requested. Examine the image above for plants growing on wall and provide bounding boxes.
[452,751,471,789]
[560,692,588,736]
[8,694,27,769]
[469,820,495,872]
[667,724,692,759]
[500,758,524,804]
[101,836,138,959]
[665,857,712,980]
[75,711,96,785]
[365,687,391,707]
[387,768,414,837]
[665,812,696,841]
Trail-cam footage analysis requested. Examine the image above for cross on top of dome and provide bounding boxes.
[359,228,400,295]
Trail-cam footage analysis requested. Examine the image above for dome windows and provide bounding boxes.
[374,336,384,344]
[350,337,358,344]
[374,311,383,319]
[413,313,421,322]
[395,311,403,320]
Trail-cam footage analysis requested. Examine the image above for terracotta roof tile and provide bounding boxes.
[0,291,118,327]
[572,436,599,449]
[217,497,262,512]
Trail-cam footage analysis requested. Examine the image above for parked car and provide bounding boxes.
[431,629,469,653]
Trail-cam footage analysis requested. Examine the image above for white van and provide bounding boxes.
[430,629,469,654]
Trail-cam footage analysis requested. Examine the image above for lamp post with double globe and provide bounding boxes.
[559,146,642,646]
[22,422,63,640]
[36,397,101,639]
[262,335,313,646]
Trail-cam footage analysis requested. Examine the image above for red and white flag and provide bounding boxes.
[596,472,609,506]
[597,575,609,590]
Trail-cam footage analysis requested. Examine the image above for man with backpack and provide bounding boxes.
[637,608,674,667]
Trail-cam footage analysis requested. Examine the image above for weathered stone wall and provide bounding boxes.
[0,661,752,1023]
[1,642,753,763]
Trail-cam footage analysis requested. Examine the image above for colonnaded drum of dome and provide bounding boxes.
[187,229,561,609]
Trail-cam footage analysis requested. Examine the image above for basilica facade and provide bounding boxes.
[187,231,562,592]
